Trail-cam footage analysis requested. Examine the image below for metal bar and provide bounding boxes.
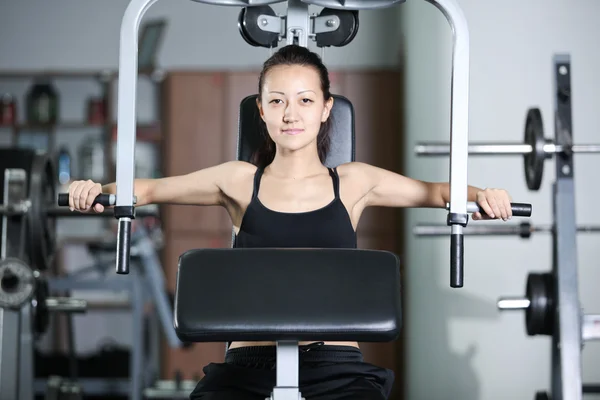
[582,314,600,341]
[272,340,300,400]
[0,309,20,400]
[46,298,87,313]
[424,0,470,288]
[286,0,310,47]
[551,53,582,400]
[0,205,157,217]
[413,223,600,236]
[497,297,530,310]
[115,0,158,275]
[414,142,600,156]
[18,304,33,400]
[137,227,182,348]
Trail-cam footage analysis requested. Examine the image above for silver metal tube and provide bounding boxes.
[46,298,87,313]
[582,315,600,341]
[415,142,600,156]
[424,0,470,219]
[497,297,530,310]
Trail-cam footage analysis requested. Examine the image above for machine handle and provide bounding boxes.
[116,219,132,275]
[57,193,115,207]
[457,202,532,218]
[450,233,464,288]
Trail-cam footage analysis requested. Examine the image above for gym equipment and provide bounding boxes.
[174,248,402,400]
[414,107,600,191]
[0,161,87,400]
[106,0,471,285]
[417,55,596,400]
[413,221,600,238]
[101,0,528,291]
[0,148,181,400]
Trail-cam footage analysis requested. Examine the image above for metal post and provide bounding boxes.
[270,341,301,400]
[115,0,159,274]
[423,0,470,287]
[551,54,582,400]
[286,0,310,47]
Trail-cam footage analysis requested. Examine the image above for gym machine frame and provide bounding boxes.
[415,56,600,400]
[68,0,529,399]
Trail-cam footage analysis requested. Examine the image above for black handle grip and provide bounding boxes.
[450,233,464,288]
[510,203,532,217]
[116,219,131,275]
[57,193,114,207]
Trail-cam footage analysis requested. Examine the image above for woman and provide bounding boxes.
[67,45,514,399]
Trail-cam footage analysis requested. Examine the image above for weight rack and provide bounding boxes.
[414,54,600,400]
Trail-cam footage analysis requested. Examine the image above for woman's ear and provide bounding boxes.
[321,96,334,122]
[256,97,265,121]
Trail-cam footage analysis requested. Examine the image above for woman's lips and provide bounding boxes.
[283,129,304,135]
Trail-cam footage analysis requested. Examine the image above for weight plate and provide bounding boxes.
[524,108,545,191]
[0,257,35,309]
[315,8,359,48]
[28,153,57,272]
[238,8,261,47]
[33,275,50,336]
[525,272,554,336]
[535,391,551,400]
[239,6,279,48]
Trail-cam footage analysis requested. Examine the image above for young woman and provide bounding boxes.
[67,45,514,399]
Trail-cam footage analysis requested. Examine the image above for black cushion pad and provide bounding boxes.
[174,248,402,342]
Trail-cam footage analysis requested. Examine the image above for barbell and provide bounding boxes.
[497,272,600,342]
[413,221,600,238]
[414,108,600,190]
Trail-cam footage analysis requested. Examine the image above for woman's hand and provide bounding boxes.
[68,180,105,213]
[473,188,513,221]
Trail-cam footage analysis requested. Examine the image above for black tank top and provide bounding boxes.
[234,167,357,249]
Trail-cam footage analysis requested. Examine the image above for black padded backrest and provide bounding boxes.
[236,94,355,167]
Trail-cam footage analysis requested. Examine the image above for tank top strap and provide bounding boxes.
[252,167,265,199]
[328,167,340,199]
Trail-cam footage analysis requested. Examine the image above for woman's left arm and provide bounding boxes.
[355,162,513,221]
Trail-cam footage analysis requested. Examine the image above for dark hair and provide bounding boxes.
[251,45,333,168]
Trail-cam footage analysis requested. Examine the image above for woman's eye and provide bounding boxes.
[302,98,313,104]
[270,99,282,104]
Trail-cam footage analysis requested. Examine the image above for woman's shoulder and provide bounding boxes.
[335,161,371,178]
[219,160,257,184]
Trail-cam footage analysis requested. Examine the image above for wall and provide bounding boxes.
[400,0,600,399]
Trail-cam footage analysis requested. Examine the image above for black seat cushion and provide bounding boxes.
[173,248,402,343]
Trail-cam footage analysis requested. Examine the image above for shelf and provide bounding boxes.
[0,68,162,81]
[0,122,107,130]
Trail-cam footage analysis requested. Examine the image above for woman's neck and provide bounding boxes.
[267,151,326,180]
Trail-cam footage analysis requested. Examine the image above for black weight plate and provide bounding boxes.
[240,6,279,48]
[33,275,50,336]
[535,391,551,400]
[316,8,358,48]
[524,108,545,191]
[238,8,261,47]
[525,272,554,336]
[28,153,57,272]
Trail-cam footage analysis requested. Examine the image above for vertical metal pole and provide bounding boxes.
[271,341,301,400]
[285,0,310,48]
[424,0,470,287]
[114,0,159,274]
[550,54,582,400]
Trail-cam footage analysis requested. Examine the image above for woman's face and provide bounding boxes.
[257,64,333,155]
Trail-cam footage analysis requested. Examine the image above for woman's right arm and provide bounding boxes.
[68,161,251,212]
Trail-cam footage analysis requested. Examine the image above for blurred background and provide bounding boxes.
[0,0,599,399]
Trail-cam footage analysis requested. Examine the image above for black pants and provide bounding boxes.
[189,343,395,399]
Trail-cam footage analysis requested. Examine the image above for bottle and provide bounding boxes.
[26,80,59,124]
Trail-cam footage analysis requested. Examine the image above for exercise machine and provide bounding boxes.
[0,148,186,400]
[56,0,534,399]
[414,56,600,400]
